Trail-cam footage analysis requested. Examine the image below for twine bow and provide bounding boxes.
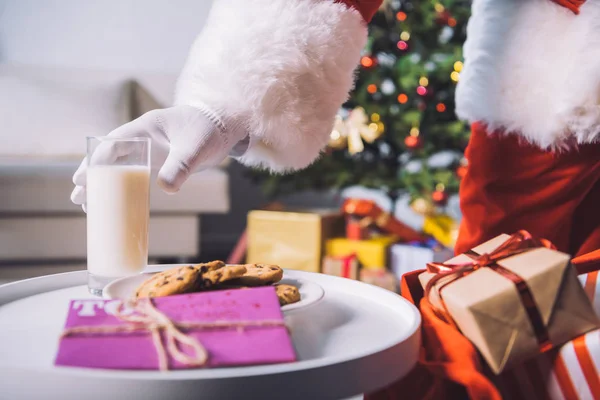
[61,298,286,371]
[425,230,556,352]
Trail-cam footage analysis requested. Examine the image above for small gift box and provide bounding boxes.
[422,213,458,248]
[497,255,600,399]
[342,198,427,242]
[345,215,370,240]
[390,239,454,279]
[326,236,397,270]
[247,209,344,272]
[496,328,600,400]
[322,254,360,280]
[579,270,599,316]
[360,269,398,293]
[419,232,600,374]
[55,287,296,370]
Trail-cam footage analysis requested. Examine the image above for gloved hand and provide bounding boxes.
[70,105,247,210]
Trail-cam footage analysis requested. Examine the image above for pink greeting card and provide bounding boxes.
[55,287,296,370]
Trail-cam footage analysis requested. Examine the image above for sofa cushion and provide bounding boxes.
[0,215,199,260]
[0,64,132,157]
[0,158,230,213]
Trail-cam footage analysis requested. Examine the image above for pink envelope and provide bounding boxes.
[55,287,296,370]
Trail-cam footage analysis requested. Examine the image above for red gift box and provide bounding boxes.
[345,215,370,240]
[321,254,359,280]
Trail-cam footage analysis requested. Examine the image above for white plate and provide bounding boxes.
[103,268,325,313]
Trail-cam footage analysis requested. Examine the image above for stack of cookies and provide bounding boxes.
[135,261,301,306]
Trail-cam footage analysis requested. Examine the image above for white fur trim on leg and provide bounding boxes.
[456,0,600,149]
[175,0,367,171]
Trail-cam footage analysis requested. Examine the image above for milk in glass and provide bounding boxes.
[86,165,150,277]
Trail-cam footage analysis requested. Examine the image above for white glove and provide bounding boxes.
[70,105,247,209]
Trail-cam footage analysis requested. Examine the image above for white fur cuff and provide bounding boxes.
[456,0,600,148]
[175,0,367,171]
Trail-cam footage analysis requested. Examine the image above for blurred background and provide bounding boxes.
[0,0,468,285]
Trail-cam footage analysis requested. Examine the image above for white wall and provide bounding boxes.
[0,0,213,74]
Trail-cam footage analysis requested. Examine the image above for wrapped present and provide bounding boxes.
[419,232,600,374]
[326,235,397,270]
[422,213,458,248]
[496,328,600,400]
[360,269,398,292]
[345,215,370,240]
[574,250,600,316]
[390,239,455,279]
[55,287,295,370]
[496,268,600,400]
[247,209,344,272]
[322,254,360,280]
[579,270,599,316]
[342,198,427,242]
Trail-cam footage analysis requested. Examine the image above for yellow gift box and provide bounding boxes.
[326,236,397,270]
[247,209,344,273]
[423,214,458,248]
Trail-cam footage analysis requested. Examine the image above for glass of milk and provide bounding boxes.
[86,136,151,296]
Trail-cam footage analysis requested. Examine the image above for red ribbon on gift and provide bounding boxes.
[425,230,556,353]
[341,254,355,278]
[346,216,368,240]
[572,249,600,275]
[342,199,427,242]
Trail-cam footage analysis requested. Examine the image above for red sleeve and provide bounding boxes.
[335,0,383,23]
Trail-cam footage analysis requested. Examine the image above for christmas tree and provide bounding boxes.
[247,0,472,214]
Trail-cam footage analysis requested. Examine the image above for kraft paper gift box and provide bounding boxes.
[419,234,600,374]
[55,287,296,370]
[322,254,360,280]
[247,209,344,272]
[326,236,397,270]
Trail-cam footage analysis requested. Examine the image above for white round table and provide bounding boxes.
[0,267,421,400]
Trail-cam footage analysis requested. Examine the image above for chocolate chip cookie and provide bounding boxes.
[135,265,202,298]
[197,260,226,272]
[231,264,284,286]
[198,264,248,289]
[275,284,301,306]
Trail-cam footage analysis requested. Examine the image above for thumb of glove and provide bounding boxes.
[157,152,192,194]
[156,115,239,193]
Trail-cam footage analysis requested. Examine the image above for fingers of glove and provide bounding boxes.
[88,110,167,167]
[70,110,167,207]
[157,152,192,194]
[71,185,86,206]
[157,126,234,194]
[73,157,88,187]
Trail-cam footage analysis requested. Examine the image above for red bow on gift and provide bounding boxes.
[342,199,427,242]
[425,230,556,353]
